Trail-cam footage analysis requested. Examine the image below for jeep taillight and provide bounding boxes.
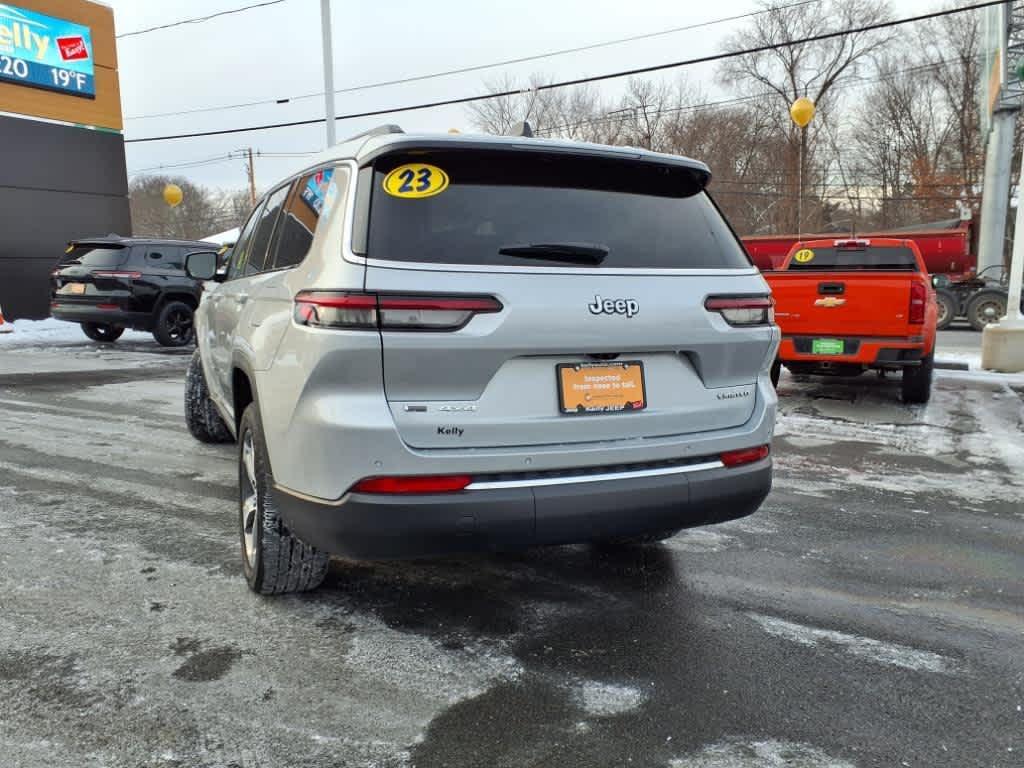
[705,296,775,326]
[293,291,502,331]
[909,281,926,324]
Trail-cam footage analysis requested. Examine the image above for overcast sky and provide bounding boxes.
[110,0,938,191]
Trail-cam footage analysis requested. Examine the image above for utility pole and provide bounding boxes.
[245,148,257,207]
[320,0,337,147]
[981,2,1024,372]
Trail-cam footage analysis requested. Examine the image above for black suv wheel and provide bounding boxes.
[81,322,124,343]
[153,301,195,347]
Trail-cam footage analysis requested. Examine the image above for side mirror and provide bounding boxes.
[186,251,219,281]
[931,274,950,289]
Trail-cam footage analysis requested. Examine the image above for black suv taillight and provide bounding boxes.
[293,291,502,331]
[705,296,775,326]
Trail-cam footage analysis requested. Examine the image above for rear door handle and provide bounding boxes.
[237,293,249,305]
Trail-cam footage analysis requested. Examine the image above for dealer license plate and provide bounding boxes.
[557,361,646,416]
[811,338,845,355]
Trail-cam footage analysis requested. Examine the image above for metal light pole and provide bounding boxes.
[790,97,816,235]
[320,0,337,147]
[980,59,1024,372]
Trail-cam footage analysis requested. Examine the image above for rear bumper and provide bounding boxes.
[778,336,929,366]
[50,303,152,331]
[273,457,772,560]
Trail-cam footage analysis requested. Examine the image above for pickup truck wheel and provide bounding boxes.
[901,354,933,405]
[238,403,329,595]
[184,350,232,444]
[81,322,124,343]
[153,301,195,347]
[935,290,957,330]
[965,290,1007,332]
[770,359,782,388]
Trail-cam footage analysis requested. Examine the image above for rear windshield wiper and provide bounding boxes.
[498,243,609,265]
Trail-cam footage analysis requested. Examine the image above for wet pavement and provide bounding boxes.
[0,336,1022,767]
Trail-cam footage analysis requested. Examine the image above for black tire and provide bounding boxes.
[153,300,195,347]
[238,402,329,595]
[770,359,782,388]
[901,353,933,405]
[184,349,233,444]
[965,290,1007,332]
[81,322,124,343]
[935,289,957,331]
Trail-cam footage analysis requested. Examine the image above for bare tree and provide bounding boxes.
[130,175,228,240]
[719,0,894,230]
[919,3,984,197]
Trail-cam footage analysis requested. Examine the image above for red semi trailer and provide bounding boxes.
[742,217,1013,330]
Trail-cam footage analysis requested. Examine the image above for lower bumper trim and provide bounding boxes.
[273,458,772,560]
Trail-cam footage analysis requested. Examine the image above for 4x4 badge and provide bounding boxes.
[588,295,639,318]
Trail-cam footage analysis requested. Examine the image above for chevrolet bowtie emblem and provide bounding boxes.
[814,297,846,308]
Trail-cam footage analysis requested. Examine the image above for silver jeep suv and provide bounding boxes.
[184,126,779,594]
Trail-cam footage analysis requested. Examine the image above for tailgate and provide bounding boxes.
[768,272,914,338]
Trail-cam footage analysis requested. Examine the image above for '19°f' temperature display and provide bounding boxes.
[0,4,95,98]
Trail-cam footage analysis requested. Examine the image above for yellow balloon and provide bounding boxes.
[790,97,816,128]
[163,183,183,207]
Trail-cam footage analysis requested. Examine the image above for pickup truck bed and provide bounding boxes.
[764,239,938,403]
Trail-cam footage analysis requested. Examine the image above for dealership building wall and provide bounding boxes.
[0,0,128,320]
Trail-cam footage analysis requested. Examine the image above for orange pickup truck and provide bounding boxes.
[765,238,938,403]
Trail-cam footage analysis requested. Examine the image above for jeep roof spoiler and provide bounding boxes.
[342,124,404,144]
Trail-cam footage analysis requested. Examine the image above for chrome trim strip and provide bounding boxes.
[465,460,723,490]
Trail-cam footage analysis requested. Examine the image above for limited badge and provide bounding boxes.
[793,248,815,263]
[383,164,449,199]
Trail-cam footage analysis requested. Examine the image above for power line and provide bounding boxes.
[117,0,288,39]
[123,0,820,121]
[124,0,1005,144]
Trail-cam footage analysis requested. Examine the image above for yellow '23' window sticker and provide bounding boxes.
[383,164,449,199]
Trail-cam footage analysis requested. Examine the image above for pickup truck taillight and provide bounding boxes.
[909,281,927,324]
[293,291,503,331]
[705,296,775,326]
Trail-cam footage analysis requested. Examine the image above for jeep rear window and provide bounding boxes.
[365,150,750,269]
[62,245,128,268]
[788,245,919,271]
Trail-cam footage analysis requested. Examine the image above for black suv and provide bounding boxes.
[50,237,221,346]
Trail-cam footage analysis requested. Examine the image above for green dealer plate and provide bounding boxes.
[811,338,845,355]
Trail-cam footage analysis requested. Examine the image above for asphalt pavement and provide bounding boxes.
[0,333,1021,768]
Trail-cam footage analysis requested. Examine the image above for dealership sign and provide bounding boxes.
[0,4,94,98]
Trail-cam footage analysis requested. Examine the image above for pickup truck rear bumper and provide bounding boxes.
[778,335,930,367]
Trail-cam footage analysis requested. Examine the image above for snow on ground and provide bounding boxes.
[670,740,856,768]
[0,317,151,348]
[0,318,184,375]
[748,614,951,673]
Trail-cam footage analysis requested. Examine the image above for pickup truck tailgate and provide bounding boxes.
[768,272,914,338]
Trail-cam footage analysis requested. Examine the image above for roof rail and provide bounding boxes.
[507,121,534,138]
[341,124,404,143]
